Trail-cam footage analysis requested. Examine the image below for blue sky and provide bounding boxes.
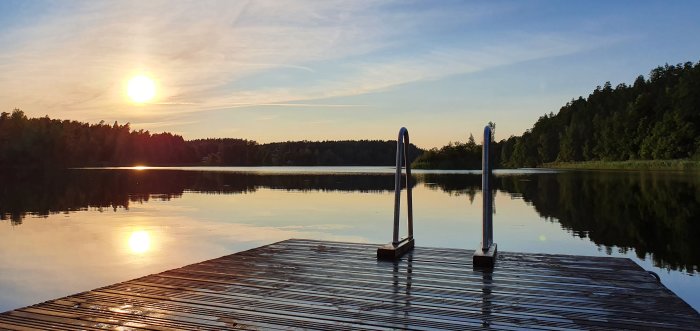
[1,0,699,148]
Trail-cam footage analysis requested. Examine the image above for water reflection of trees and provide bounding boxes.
[497,172,700,274]
[0,170,404,224]
[1,169,697,273]
[423,172,699,273]
[422,172,700,273]
[420,174,481,203]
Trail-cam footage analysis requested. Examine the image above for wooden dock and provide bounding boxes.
[1,239,699,330]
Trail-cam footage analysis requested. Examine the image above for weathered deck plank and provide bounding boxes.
[2,239,699,330]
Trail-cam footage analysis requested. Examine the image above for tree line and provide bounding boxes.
[413,60,700,168]
[500,61,700,167]
[0,110,422,167]
[412,133,484,169]
[3,60,698,169]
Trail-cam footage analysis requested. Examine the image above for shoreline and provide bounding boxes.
[541,159,700,171]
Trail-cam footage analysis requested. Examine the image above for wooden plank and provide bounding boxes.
[2,239,698,330]
[194,251,659,288]
[117,276,693,328]
[145,266,694,325]
[143,267,691,320]
[153,266,677,315]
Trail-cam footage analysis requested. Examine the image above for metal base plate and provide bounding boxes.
[473,243,498,268]
[377,238,415,260]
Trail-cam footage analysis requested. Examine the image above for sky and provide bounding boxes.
[1,0,700,148]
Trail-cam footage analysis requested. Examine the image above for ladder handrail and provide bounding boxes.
[392,127,413,245]
[482,125,493,251]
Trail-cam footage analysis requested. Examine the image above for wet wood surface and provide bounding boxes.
[2,239,699,330]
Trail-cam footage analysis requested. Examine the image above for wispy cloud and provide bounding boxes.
[130,120,199,129]
[1,1,397,117]
[0,0,623,136]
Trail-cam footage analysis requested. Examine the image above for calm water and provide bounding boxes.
[1,167,698,313]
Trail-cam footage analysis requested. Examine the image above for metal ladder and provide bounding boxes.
[377,125,498,267]
[377,127,414,260]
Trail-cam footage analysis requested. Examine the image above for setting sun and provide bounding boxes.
[127,75,156,103]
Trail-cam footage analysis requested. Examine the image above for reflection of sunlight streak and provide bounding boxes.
[133,165,148,171]
[128,231,151,254]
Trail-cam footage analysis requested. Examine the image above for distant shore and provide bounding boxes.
[541,159,700,171]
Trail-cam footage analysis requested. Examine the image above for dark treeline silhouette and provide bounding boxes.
[412,61,700,168]
[412,122,496,169]
[499,62,700,167]
[412,134,482,169]
[3,169,698,273]
[3,61,698,169]
[189,139,422,166]
[0,110,422,167]
[502,61,700,167]
[0,110,190,167]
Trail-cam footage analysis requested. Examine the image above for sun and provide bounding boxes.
[127,75,156,103]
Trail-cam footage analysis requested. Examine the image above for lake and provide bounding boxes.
[0,167,698,313]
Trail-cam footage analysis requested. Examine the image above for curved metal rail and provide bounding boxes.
[482,125,493,251]
[473,125,498,267]
[377,127,414,260]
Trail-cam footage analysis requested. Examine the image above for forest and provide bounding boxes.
[0,110,422,167]
[411,132,487,169]
[2,60,698,169]
[414,60,700,168]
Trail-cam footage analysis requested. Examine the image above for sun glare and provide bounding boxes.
[127,75,156,103]
[128,230,151,254]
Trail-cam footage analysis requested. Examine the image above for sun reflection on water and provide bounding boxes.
[128,230,151,254]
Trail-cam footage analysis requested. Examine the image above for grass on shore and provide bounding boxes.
[541,159,700,171]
